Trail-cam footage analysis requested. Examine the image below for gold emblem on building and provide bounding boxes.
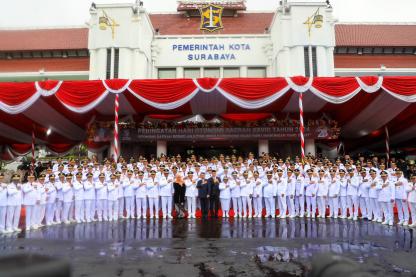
[200,4,224,32]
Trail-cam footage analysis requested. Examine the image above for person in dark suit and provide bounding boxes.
[208,169,220,218]
[197,172,210,218]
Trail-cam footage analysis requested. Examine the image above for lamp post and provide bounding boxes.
[303,8,323,77]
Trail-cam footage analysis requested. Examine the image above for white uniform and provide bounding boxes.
[44,181,57,225]
[263,178,276,217]
[83,179,95,222]
[294,175,305,217]
[22,182,38,229]
[240,177,253,218]
[54,180,64,224]
[276,176,288,218]
[339,177,348,218]
[6,183,22,231]
[185,178,198,218]
[159,174,174,218]
[305,176,318,218]
[134,177,148,218]
[358,175,370,219]
[316,177,329,218]
[219,180,231,217]
[62,182,74,223]
[286,175,296,217]
[147,177,160,218]
[328,176,340,218]
[36,183,47,226]
[377,178,395,225]
[252,177,263,217]
[394,175,410,224]
[123,177,135,218]
[347,176,360,219]
[230,177,243,217]
[407,181,416,227]
[95,180,108,221]
[72,180,84,223]
[0,183,8,232]
[368,177,382,222]
[107,180,119,220]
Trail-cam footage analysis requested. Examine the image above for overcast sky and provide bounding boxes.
[0,0,415,28]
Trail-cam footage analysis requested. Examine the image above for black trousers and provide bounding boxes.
[209,196,220,217]
[200,197,210,218]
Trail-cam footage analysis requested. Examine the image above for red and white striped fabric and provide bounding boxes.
[0,76,415,157]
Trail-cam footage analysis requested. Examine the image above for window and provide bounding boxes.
[223,67,240,78]
[204,68,220,78]
[158,68,176,79]
[247,67,267,78]
[106,48,112,79]
[113,48,119,78]
[184,68,201,78]
[304,46,317,77]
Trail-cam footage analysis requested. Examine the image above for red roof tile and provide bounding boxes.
[0,28,88,51]
[334,54,416,68]
[0,57,90,72]
[149,13,274,35]
[335,24,416,47]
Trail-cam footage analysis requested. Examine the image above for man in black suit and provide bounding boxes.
[208,169,220,218]
[197,172,210,218]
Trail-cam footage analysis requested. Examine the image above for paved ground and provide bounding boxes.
[0,218,415,277]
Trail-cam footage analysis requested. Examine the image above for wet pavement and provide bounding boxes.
[0,218,415,277]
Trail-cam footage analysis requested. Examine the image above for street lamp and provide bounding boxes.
[303,8,324,77]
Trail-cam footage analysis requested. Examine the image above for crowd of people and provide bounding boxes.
[0,153,415,234]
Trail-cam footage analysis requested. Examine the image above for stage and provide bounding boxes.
[0,218,414,276]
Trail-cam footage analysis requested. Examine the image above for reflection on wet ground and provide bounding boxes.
[0,218,414,276]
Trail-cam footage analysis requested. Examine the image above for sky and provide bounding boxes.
[0,0,415,28]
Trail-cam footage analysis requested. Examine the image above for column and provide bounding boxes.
[157,140,167,157]
[258,139,269,156]
[305,139,316,157]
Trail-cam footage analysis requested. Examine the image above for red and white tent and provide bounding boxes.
[0,76,415,158]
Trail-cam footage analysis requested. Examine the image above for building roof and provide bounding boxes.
[149,13,274,35]
[335,24,416,47]
[0,27,88,51]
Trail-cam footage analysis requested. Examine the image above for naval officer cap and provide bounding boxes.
[11,174,20,180]
[99,173,105,178]
[39,173,46,179]
[87,172,93,178]
[187,171,194,175]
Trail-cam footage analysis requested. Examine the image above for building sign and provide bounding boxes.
[200,4,224,32]
[89,123,340,143]
[172,43,251,61]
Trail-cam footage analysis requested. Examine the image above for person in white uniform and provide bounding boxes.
[22,174,38,231]
[240,171,253,218]
[378,171,395,226]
[305,169,318,218]
[407,175,416,228]
[219,175,231,217]
[83,172,96,222]
[0,173,8,233]
[328,169,340,218]
[134,171,148,219]
[393,169,410,226]
[263,171,277,218]
[230,171,242,217]
[107,174,119,221]
[95,173,108,221]
[294,169,305,217]
[73,172,85,223]
[316,169,329,218]
[346,168,360,220]
[275,169,288,218]
[338,169,348,219]
[368,169,382,222]
[185,171,197,219]
[6,174,22,233]
[62,174,74,224]
[252,171,263,218]
[147,170,160,219]
[44,174,57,226]
[286,169,296,218]
[358,169,370,220]
[123,170,135,219]
[159,168,174,219]
[54,173,65,224]
[36,174,47,227]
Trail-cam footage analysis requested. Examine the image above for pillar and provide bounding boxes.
[258,139,269,156]
[305,139,316,157]
[157,140,167,157]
